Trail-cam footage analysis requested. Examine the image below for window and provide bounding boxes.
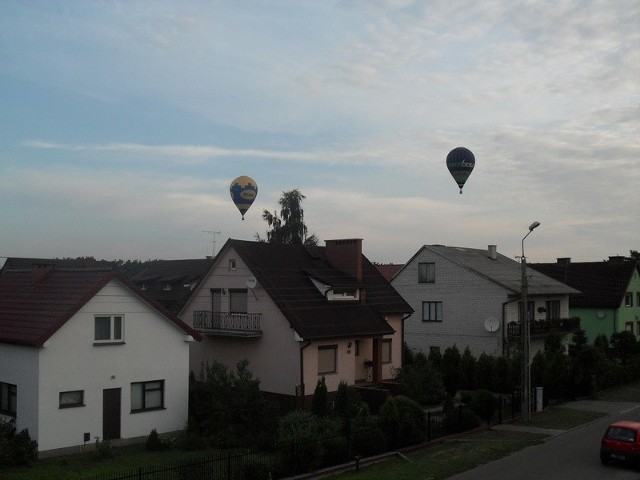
[59,390,84,408]
[94,315,123,343]
[422,301,443,322]
[162,282,172,291]
[624,292,633,307]
[382,339,392,364]
[418,262,435,283]
[318,345,337,374]
[228,259,236,271]
[0,382,17,417]
[229,289,248,313]
[637,321,640,336]
[131,380,164,412]
[625,322,633,332]
[545,300,561,320]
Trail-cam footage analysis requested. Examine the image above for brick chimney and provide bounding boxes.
[32,263,55,283]
[324,239,363,282]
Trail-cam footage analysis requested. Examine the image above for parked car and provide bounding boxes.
[600,421,640,468]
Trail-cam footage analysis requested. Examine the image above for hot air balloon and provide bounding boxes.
[230,175,258,220]
[446,147,475,194]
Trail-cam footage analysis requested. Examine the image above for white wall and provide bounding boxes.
[394,250,508,357]
[36,280,191,452]
[0,344,39,440]
[185,247,301,397]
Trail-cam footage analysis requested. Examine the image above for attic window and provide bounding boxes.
[229,259,236,271]
[162,283,172,291]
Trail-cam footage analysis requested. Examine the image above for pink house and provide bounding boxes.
[180,239,413,408]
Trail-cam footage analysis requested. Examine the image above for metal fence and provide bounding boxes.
[84,394,520,480]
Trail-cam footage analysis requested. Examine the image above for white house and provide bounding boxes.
[392,245,580,358]
[0,264,200,454]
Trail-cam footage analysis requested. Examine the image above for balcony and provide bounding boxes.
[507,317,580,338]
[193,311,262,338]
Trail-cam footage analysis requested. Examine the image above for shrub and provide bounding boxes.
[350,426,387,457]
[276,410,325,475]
[467,390,497,424]
[175,431,209,451]
[0,419,38,466]
[145,429,165,451]
[442,406,481,434]
[393,358,445,406]
[377,395,426,449]
[311,377,328,418]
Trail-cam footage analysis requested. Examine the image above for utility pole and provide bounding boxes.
[202,230,221,258]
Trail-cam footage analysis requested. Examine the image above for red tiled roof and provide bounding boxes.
[375,264,404,282]
[0,267,200,347]
[225,240,413,340]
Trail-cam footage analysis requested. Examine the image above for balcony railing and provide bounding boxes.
[193,311,262,337]
[507,317,580,337]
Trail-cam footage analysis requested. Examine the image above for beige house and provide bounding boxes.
[180,238,413,408]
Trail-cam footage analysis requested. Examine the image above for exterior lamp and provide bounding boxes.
[521,221,540,422]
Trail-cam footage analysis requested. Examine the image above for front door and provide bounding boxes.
[103,388,121,440]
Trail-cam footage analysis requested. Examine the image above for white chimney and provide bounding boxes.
[488,245,497,260]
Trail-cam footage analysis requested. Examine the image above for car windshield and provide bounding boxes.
[606,427,637,442]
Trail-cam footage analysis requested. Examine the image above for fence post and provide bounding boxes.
[427,411,431,442]
[498,396,503,424]
[138,466,142,480]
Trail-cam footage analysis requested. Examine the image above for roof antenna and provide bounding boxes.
[202,230,221,258]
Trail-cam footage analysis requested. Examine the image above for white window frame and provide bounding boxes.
[94,315,124,344]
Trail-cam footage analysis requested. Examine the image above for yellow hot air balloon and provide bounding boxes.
[229,176,258,220]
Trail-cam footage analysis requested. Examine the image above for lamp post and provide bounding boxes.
[521,221,540,422]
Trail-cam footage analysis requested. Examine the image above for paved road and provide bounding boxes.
[448,400,640,480]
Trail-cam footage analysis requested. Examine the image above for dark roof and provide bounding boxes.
[224,240,413,340]
[0,267,200,347]
[530,260,639,308]
[131,259,214,313]
[1,257,114,273]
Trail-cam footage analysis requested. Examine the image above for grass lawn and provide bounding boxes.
[333,430,549,480]
[0,443,222,480]
[521,407,607,430]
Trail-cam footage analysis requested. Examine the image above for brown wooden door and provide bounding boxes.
[102,388,121,440]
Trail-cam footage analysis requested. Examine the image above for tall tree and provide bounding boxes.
[257,189,318,245]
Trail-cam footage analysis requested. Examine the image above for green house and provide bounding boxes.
[531,256,640,342]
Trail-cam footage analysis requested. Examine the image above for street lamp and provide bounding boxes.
[521,221,540,422]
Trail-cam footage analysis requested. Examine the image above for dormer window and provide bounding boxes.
[162,283,172,291]
[327,288,359,301]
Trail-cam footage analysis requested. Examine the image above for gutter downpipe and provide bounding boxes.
[299,340,312,409]
[502,298,519,356]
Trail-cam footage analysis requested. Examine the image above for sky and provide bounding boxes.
[1,0,638,267]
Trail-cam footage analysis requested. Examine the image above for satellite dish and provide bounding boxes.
[246,277,257,289]
[484,317,500,332]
